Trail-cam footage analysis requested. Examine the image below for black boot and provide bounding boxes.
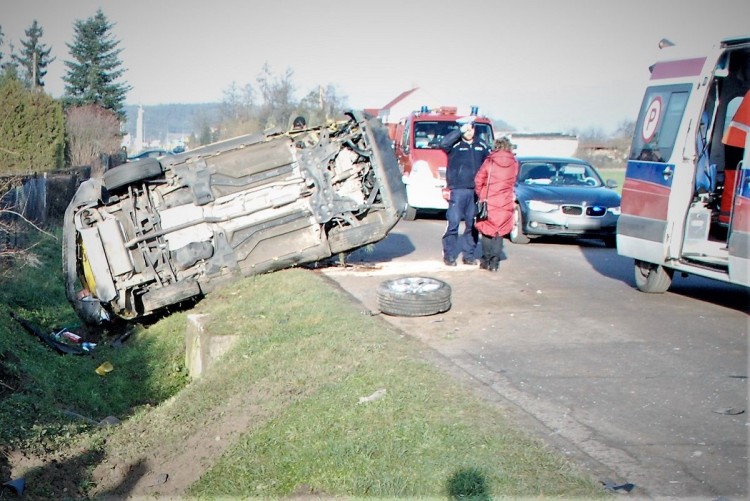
[489,257,499,272]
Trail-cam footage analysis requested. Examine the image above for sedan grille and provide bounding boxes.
[561,205,583,215]
[560,205,607,217]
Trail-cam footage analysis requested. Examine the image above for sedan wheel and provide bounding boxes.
[103,158,164,191]
[377,277,451,317]
[509,205,530,244]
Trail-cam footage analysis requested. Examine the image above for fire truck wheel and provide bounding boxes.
[377,277,451,317]
[634,260,673,293]
[403,205,417,221]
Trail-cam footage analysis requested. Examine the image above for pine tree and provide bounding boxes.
[0,27,20,84]
[13,20,55,90]
[63,9,130,121]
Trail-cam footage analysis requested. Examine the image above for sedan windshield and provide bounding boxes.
[518,161,603,187]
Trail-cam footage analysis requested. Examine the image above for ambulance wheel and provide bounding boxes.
[403,205,417,221]
[377,277,451,317]
[633,260,673,293]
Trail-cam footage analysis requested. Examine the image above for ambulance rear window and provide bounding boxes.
[630,84,691,162]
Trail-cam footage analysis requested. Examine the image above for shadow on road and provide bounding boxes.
[576,239,750,314]
[346,233,416,263]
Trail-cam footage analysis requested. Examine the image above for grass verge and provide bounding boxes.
[0,230,605,499]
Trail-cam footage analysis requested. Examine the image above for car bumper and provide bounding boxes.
[524,210,618,237]
[403,177,448,210]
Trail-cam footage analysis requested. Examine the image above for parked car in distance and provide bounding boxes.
[510,156,621,246]
[126,148,173,161]
[63,111,407,325]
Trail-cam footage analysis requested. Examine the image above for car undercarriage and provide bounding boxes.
[63,111,407,324]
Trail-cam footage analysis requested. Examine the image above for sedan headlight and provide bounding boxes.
[526,200,559,212]
[608,206,621,215]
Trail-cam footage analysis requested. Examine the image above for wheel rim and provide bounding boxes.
[388,277,441,294]
[511,207,521,239]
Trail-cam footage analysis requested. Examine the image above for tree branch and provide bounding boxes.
[0,209,57,239]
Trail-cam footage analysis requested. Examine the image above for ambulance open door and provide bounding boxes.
[723,90,750,286]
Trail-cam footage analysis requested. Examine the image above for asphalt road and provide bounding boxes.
[321,217,749,500]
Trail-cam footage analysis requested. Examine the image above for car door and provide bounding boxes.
[618,84,692,263]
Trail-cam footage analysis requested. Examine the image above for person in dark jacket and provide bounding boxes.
[440,120,489,266]
[439,118,490,266]
[474,137,519,271]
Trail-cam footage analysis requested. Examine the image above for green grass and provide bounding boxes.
[0,230,190,452]
[598,167,626,195]
[0,228,605,499]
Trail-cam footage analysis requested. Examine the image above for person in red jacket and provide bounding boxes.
[474,137,519,271]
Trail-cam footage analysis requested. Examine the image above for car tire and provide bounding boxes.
[403,205,417,221]
[509,205,530,244]
[103,158,164,191]
[377,277,451,317]
[633,259,673,293]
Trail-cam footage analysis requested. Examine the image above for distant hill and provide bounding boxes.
[123,103,222,143]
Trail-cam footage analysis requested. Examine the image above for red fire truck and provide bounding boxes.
[390,106,495,220]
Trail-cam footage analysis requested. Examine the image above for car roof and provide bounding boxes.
[516,156,588,163]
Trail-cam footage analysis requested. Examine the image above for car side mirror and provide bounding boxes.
[606,179,618,189]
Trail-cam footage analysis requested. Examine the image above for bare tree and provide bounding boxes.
[219,81,259,138]
[255,63,296,129]
[298,83,348,125]
[65,104,122,171]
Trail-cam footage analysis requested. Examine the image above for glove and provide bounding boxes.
[460,122,474,134]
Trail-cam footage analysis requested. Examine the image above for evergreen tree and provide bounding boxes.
[13,20,55,90]
[0,77,65,173]
[0,27,20,84]
[63,9,130,121]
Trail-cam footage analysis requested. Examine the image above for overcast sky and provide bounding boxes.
[2,0,748,133]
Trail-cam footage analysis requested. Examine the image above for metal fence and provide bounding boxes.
[0,166,91,255]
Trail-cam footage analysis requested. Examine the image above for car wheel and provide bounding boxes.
[633,259,673,293]
[403,205,417,221]
[509,205,530,244]
[103,158,164,191]
[377,277,451,317]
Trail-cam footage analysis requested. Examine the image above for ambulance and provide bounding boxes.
[617,36,750,292]
[390,106,494,220]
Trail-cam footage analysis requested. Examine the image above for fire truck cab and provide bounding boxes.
[390,106,494,220]
[617,36,750,292]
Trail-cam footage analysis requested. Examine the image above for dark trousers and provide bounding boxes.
[480,234,504,269]
[442,188,478,261]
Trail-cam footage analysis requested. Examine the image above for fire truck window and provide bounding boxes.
[414,122,441,149]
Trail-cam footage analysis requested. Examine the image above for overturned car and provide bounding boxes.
[63,111,407,324]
